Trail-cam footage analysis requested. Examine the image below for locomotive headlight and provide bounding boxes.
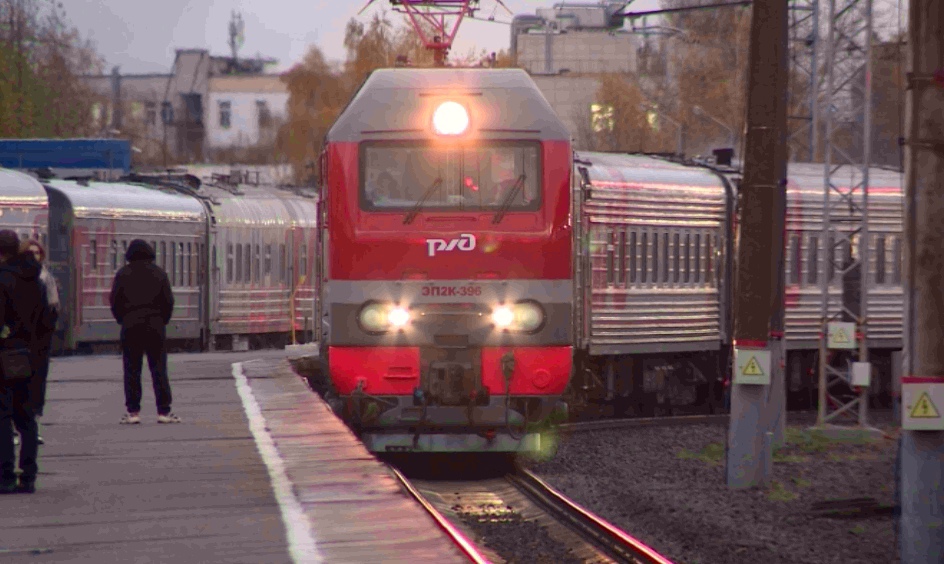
[513,301,545,333]
[388,307,410,328]
[491,301,546,333]
[358,302,390,333]
[491,306,515,328]
[432,101,469,136]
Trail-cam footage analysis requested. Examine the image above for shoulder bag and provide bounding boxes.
[0,345,32,383]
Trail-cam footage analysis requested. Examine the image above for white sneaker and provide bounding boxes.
[120,412,141,425]
[157,413,181,424]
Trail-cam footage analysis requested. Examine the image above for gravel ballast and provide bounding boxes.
[526,412,899,564]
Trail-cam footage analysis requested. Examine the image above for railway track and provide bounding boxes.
[558,414,730,434]
[389,464,673,564]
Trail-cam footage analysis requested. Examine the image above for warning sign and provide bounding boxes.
[742,356,765,377]
[903,380,944,430]
[910,392,941,419]
[827,322,857,350]
[734,348,771,385]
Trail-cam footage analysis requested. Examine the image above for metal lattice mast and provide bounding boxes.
[788,0,819,162]
[816,0,873,428]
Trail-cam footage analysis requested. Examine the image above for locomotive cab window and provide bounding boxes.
[360,141,541,212]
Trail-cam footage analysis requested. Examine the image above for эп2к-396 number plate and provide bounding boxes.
[420,285,483,297]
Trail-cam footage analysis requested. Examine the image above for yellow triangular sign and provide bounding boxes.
[742,356,765,376]
[910,392,941,419]
[833,328,850,344]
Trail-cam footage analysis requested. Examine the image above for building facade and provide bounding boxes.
[82,49,285,165]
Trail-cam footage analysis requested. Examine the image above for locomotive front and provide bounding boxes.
[319,68,573,453]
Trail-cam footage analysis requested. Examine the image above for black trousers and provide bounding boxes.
[121,319,173,415]
[0,380,38,483]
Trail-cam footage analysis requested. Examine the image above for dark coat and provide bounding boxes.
[109,240,174,328]
[0,252,52,350]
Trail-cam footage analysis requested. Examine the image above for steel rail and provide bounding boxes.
[510,469,675,564]
[387,465,492,564]
[557,414,730,433]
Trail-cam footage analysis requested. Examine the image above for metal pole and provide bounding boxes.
[899,1,944,561]
[726,0,789,488]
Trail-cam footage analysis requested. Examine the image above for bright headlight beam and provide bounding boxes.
[432,101,469,136]
[388,307,410,328]
[492,306,514,328]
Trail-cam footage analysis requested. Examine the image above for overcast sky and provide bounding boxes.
[65,0,663,74]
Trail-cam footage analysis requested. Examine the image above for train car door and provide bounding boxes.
[44,188,75,352]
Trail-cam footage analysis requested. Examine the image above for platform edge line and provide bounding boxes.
[232,361,324,564]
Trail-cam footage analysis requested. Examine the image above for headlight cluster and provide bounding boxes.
[358,302,411,334]
[491,301,545,333]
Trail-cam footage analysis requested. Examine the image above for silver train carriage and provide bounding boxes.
[571,151,733,415]
[195,179,318,351]
[0,168,49,248]
[571,152,903,413]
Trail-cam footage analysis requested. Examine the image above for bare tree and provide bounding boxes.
[0,0,102,137]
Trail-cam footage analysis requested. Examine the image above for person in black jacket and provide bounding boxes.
[109,239,180,425]
[0,230,52,494]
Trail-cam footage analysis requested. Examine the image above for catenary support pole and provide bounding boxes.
[900,1,944,561]
[726,0,790,487]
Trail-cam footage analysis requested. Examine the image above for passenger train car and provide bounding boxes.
[570,152,903,415]
[315,68,575,454]
[0,168,318,354]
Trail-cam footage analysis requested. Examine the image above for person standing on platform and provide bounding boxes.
[0,230,52,494]
[21,239,59,445]
[109,239,181,425]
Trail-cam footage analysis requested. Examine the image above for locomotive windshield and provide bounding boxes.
[360,141,541,212]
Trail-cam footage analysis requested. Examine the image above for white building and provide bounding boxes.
[206,75,289,152]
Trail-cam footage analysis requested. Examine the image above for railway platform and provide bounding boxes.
[0,350,469,563]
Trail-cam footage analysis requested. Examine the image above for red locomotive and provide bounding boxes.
[314,68,573,453]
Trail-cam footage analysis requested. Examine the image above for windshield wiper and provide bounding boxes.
[403,176,444,225]
[491,174,527,225]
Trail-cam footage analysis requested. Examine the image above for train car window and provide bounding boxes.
[265,244,272,277]
[178,243,185,286]
[187,243,193,286]
[280,244,287,282]
[244,244,251,284]
[694,234,701,284]
[788,234,801,285]
[683,234,691,284]
[640,232,648,284]
[170,242,176,285]
[235,243,243,282]
[618,231,626,286]
[662,233,669,284]
[360,141,542,212]
[875,235,886,285]
[161,241,168,271]
[89,239,97,271]
[254,244,261,283]
[650,232,659,284]
[301,244,308,281]
[705,234,713,285]
[122,240,128,264]
[673,233,680,284]
[605,232,615,287]
[226,244,233,283]
[111,240,118,272]
[629,231,637,284]
[808,235,819,285]
[892,237,902,285]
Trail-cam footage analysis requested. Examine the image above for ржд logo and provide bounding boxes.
[426,233,476,257]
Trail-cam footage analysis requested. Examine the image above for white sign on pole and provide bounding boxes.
[827,321,857,350]
[902,380,944,431]
[733,347,771,385]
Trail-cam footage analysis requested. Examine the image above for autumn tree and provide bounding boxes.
[0,0,102,138]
